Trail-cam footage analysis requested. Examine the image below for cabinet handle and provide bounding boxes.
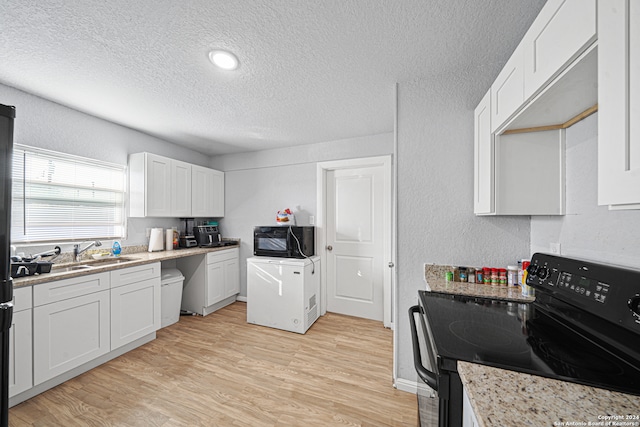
[326,245,333,251]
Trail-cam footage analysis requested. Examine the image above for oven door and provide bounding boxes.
[409,305,440,427]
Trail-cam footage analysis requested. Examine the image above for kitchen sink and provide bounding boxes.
[52,257,137,273]
[83,256,136,266]
[52,264,94,272]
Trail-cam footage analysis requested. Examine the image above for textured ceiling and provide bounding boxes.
[0,0,546,156]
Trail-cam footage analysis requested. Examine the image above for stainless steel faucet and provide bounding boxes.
[73,241,102,262]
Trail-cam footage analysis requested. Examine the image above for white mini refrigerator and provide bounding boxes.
[247,256,320,334]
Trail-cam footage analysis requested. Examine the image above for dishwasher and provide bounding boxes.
[246,256,320,334]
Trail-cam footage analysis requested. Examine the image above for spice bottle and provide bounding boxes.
[483,267,491,285]
[459,267,468,283]
[468,267,476,283]
[491,268,499,286]
[476,268,483,284]
[507,265,519,286]
[498,268,507,285]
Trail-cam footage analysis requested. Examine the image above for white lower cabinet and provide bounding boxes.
[463,387,480,427]
[9,287,33,398]
[110,263,161,350]
[178,248,240,316]
[33,289,110,385]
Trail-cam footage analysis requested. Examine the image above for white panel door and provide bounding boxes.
[34,291,110,385]
[326,165,384,321]
[598,0,640,207]
[491,45,524,132]
[206,261,225,306]
[523,0,597,100]
[145,153,171,217]
[474,90,494,215]
[9,309,32,397]
[170,160,192,217]
[111,278,160,350]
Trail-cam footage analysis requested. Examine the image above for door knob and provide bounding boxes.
[326,245,333,251]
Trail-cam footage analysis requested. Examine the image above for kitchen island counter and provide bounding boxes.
[424,263,534,302]
[458,361,640,427]
[13,242,240,288]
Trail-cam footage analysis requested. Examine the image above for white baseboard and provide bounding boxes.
[236,295,247,302]
[394,377,418,394]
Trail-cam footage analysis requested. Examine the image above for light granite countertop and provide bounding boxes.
[424,263,535,302]
[12,243,240,288]
[458,361,640,427]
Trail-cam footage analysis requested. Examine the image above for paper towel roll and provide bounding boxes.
[148,228,164,252]
[165,229,174,251]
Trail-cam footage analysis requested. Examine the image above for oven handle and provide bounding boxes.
[408,305,438,391]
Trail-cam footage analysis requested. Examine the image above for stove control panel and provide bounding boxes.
[528,253,640,333]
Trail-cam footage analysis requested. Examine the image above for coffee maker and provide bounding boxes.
[193,225,222,247]
[179,218,198,248]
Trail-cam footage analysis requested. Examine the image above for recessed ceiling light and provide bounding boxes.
[208,50,239,71]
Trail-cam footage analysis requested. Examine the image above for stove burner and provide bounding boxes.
[448,320,527,354]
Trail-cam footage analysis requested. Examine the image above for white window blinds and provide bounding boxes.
[11,145,126,243]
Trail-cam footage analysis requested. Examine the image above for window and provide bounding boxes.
[11,145,126,243]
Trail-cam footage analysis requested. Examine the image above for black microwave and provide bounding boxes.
[253,226,315,259]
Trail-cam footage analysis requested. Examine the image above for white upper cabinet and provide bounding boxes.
[598,0,640,209]
[475,0,596,216]
[523,0,597,101]
[474,90,494,215]
[192,165,225,217]
[129,153,225,218]
[490,45,524,133]
[170,159,192,217]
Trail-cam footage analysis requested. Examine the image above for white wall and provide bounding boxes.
[531,113,640,269]
[0,83,211,253]
[211,132,394,297]
[395,76,531,383]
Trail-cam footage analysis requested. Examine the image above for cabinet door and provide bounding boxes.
[34,290,110,385]
[206,261,225,306]
[111,278,160,350]
[598,0,640,207]
[474,90,494,215]
[491,45,524,132]
[223,257,240,298]
[523,0,597,100]
[145,153,172,217]
[191,165,212,217]
[171,160,192,217]
[211,169,225,217]
[9,309,32,397]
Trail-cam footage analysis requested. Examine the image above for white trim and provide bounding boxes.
[394,377,419,394]
[316,155,393,327]
[392,82,399,383]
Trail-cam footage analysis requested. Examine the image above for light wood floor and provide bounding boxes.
[9,302,417,426]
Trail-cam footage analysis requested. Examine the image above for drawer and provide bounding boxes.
[33,272,110,306]
[110,262,161,288]
[207,248,239,264]
[13,286,33,312]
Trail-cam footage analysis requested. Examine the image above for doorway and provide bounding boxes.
[316,156,393,327]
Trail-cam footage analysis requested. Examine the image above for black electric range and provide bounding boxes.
[410,253,640,427]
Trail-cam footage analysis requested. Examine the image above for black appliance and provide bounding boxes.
[178,218,197,248]
[253,226,314,259]
[0,104,15,427]
[194,225,221,247]
[410,252,640,427]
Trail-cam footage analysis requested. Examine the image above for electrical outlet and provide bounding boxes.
[146,228,151,238]
[309,216,315,225]
[550,242,561,254]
